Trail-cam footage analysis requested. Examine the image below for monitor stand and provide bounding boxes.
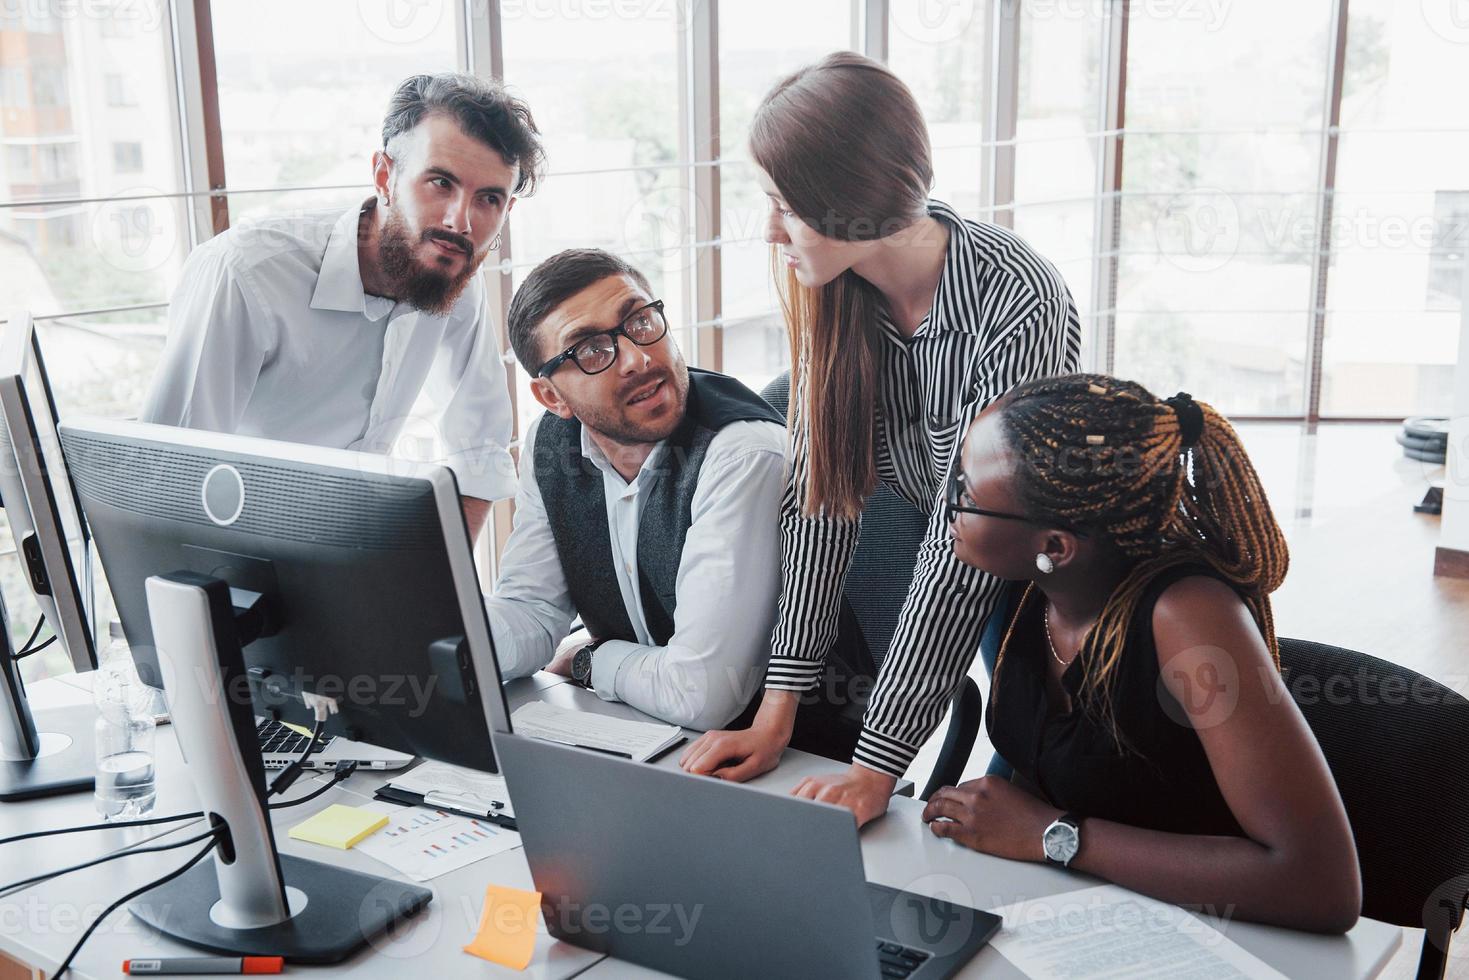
[127,571,431,964]
[0,608,95,801]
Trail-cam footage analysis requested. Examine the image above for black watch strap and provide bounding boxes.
[572,637,609,689]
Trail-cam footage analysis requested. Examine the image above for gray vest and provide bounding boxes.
[533,368,784,646]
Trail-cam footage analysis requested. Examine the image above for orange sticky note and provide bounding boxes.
[463,883,542,970]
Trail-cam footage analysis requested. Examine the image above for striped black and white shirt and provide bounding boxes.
[766,199,1082,778]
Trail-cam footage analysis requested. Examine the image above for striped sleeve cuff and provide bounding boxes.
[853,727,921,779]
[764,656,823,693]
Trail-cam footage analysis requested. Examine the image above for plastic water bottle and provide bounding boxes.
[94,622,157,820]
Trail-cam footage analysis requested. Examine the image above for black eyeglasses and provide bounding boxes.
[536,300,668,378]
[944,471,1089,538]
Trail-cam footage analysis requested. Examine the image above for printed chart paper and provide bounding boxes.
[353,801,522,881]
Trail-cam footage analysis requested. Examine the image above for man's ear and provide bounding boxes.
[372,150,393,206]
[530,377,574,420]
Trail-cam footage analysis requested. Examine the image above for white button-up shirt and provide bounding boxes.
[487,413,788,731]
[140,202,517,501]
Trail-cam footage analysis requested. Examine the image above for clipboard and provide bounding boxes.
[372,784,518,832]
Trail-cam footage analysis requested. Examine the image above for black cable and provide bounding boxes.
[267,716,328,798]
[267,760,358,810]
[10,618,43,661]
[0,825,218,895]
[14,634,56,660]
[0,809,204,847]
[50,835,220,979]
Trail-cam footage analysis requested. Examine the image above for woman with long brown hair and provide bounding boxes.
[680,52,1081,824]
[926,374,1360,933]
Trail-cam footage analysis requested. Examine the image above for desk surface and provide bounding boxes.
[4,674,1401,979]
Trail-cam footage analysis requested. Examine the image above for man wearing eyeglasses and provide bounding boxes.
[487,248,787,731]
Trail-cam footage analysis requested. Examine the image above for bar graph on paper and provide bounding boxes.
[354,802,522,881]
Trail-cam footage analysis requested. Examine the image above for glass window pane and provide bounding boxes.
[0,3,186,316]
[1014,4,1104,324]
[210,0,458,222]
[888,1,989,218]
[1114,0,1334,414]
[501,4,683,434]
[717,0,852,393]
[1321,0,1469,416]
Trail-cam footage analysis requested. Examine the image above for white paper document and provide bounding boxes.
[352,800,521,882]
[989,884,1289,979]
[388,759,515,818]
[511,701,684,762]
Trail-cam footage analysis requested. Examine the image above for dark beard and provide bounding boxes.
[376,207,485,316]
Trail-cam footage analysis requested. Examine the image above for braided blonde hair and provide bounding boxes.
[990,374,1289,744]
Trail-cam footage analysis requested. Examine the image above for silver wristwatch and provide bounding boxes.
[1042,812,1082,867]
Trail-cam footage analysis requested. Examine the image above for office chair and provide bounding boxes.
[1279,637,1469,979]
[759,372,982,800]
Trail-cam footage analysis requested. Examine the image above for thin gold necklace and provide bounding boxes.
[1043,602,1076,668]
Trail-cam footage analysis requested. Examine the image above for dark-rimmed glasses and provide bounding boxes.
[536,300,668,378]
[944,471,1089,538]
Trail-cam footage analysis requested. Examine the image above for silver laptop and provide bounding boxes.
[497,732,1000,979]
[255,716,412,771]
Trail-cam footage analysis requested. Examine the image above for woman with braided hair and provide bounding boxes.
[925,373,1361,934]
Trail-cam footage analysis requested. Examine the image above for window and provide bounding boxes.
[37,143,78,181]
[500,0,685,434]
[104,73,135,107]
[1320,0,1469,416]
[0,68,29,110]
[1427,191,1469,310]
[889,1,989,220]
[209,0,459,224]
[1013,3,1104,327]
[1113,0,1334,415]
[717,0,854,396]
[4,145,33,179]
[113,140,144,173]
[32,67,68,108]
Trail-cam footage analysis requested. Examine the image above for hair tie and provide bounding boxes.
[1165,392,1205,449]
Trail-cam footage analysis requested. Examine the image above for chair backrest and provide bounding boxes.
[760,372,927,669]
[1279,637,1469,936]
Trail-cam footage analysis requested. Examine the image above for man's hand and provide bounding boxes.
[921,776,1060,862]
[545,646,576,677]
[680,690,798,782]
[792,764,896,828]
[461,495,491,543]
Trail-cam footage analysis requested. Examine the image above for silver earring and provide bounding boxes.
[1035,553,1055,575]
[489,233,502,251]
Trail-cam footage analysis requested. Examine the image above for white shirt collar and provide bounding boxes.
[579,423,667,495]
[310,201,396,322]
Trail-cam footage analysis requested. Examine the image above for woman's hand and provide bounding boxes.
[680,690,799,781]
[922,776,1061,862]
[792,764,897,827]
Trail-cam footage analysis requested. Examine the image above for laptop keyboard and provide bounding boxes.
[876,939,930,977]
[257,718,335,757]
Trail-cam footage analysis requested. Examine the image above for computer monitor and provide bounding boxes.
[0,311,99,801]
[0,311,96,671]
[58,417,511,961]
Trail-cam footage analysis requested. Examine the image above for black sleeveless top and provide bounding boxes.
[985,564,1248,837]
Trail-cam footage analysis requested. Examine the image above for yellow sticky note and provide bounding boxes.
[280,720,315,738]
[287,804,388,849]
[463,883,542,971]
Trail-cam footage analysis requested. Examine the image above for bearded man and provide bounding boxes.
[141,72,543,536]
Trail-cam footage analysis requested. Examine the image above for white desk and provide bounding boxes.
[2,675,1402,979]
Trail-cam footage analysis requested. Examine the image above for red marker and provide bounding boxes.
[124,956,284,974]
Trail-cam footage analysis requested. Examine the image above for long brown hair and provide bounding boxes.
[750,52,933,518]
[991,374,1290,743]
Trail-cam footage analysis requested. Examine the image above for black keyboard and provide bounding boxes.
[257,718,336,757]
[876,939,930,978]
